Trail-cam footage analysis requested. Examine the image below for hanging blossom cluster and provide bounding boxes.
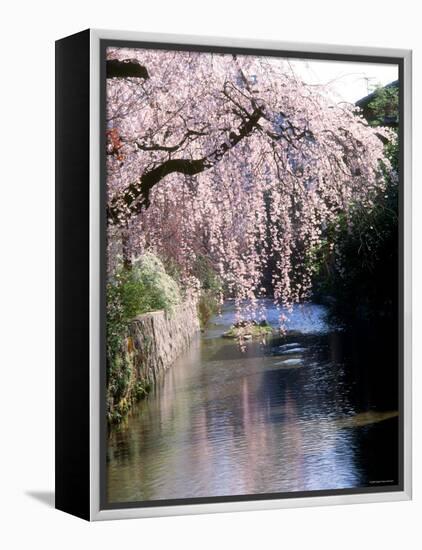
[105,46,395,323]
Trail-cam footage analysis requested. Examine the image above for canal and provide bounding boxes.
[107,300,399,503]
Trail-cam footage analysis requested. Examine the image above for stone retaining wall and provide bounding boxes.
[129,300,200,384]
[107,301,199,422]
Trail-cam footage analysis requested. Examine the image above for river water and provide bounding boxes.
[107,300,399,504]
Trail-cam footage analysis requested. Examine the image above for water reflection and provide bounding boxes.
[107,302,398,503]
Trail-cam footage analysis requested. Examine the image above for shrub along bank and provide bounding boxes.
[106,253,219,424]
[106,253,184,423]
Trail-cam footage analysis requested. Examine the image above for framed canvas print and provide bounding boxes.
[55,29,412,521]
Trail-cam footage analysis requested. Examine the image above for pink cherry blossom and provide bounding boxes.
[106,47,395,325]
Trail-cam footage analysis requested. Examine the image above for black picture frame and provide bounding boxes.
[55,29,412,521]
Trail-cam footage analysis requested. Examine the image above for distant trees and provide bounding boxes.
[314,84,399,322]
[356,82,399,129]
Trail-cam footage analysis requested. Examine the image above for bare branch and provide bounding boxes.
[107,59,149,79]
[107,106,263,224]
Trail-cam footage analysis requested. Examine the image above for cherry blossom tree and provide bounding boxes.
[106,47,395,323]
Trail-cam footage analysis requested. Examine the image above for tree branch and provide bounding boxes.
[107,59,149,79]
[132,129,207,153]
[107,106,263,224]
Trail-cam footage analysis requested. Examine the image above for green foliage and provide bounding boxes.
[313,83,399,323]
[106,344,137,424]
[106,252,181,423]
[117,253,182,321]
[197,290,219,328]
[314,180,398,322]
[192,255,222,293]
[191,255,223,328]
[223,320,273,339]
[367,84,399,127]
[106,252,181,387]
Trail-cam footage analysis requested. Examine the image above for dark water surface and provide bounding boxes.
[107,301,399,503]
